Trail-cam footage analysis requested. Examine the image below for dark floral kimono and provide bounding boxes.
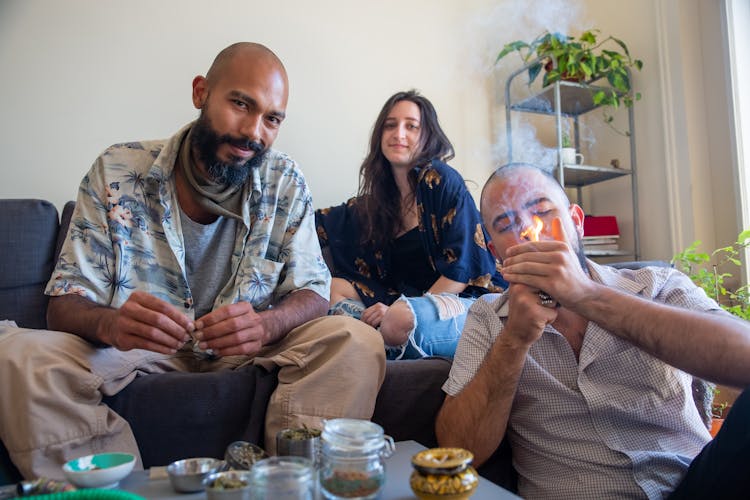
[316,160,506,307]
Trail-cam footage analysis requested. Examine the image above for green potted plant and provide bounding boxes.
[710,387,729,437]
[673,231,749,437]
[496,29,644,132]
[672,229,750,321]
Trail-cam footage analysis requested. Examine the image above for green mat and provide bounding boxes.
[22,490,145,500]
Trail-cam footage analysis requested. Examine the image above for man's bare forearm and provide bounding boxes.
[259,289,329,344]
[47,295,116,345]
[575,283,750,387]
[436,336,529,466]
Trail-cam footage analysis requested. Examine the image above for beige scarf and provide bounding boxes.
[176,128,247,221]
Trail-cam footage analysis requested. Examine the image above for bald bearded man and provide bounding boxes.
[0,42,385,479]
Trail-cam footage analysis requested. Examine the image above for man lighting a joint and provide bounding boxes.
[436,163,750,499]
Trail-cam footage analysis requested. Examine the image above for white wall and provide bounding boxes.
[0,0,740,263]
[0,0,497,211]
[656,0,740,259]
[488,0,740,261]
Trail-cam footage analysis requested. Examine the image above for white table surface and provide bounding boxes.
[116,440,520,499]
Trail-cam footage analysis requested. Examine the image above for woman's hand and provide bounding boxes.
[361,302,389,328]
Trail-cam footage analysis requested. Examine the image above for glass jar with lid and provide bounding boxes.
[319,418,395,499]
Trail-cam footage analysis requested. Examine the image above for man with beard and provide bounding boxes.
[436,163,750,499]
[0,42,385,479]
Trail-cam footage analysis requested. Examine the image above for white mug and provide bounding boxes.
[560,147,584,165]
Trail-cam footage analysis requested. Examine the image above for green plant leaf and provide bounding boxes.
[580,59,593,77]
[714,245,734,255]
[527,62,543,85]
[495,41,530,63]
[611,36,631,57]
[608,72,628,92]
[601,49,621,60]
[693,251,710,261]
[542,69,559,86]
[580,30,598,45]
[673,230,750,320]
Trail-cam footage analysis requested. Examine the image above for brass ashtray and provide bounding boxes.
[410,447,479,499]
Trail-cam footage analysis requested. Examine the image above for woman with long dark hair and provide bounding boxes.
[316,90,505,359]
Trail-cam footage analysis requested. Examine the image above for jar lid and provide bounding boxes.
[411,448,474,475]
[322,418,385,452]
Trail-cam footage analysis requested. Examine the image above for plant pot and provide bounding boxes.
[710,417,724,438]
[543,59,586,83]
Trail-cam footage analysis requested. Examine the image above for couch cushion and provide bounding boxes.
[373,357,517,491]
[0,199,59,329]
[372,357,450,448]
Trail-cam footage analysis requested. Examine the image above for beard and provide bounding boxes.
[572,234,590,274]
[190,112,267,187]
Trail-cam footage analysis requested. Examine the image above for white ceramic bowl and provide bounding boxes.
[62,452,135,489]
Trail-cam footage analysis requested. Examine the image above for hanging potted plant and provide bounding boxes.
[496,29,644,133]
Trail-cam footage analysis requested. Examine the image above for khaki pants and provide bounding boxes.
[0,315,385,479]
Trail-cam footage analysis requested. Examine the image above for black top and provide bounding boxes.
[389,227,440,294]
[315,160,507,308]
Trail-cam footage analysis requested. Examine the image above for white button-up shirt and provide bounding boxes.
[444,261,723,499]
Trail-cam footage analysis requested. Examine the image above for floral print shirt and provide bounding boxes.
[46,123,331,317]
[315,160,505,307]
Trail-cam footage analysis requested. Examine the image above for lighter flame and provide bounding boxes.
[520,215,543,242]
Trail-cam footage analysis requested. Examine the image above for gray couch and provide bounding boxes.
[0,199,516,489]
[6,199,706,491]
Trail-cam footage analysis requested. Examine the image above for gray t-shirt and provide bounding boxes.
[179,206,238,319]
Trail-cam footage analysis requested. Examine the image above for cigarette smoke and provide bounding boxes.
[463,0,592,168]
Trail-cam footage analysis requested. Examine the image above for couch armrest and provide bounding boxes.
[54,201,76,263]
[0,199,59,329]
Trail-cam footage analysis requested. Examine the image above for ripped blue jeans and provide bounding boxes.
[329,294,475,360]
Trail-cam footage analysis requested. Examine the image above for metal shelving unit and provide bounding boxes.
[504,62,640,260]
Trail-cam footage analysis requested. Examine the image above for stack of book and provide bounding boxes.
[583,215,621,254]
[583,235,620,253]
